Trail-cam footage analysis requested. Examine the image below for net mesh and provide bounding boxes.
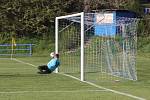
[58,17,81,78]
[57,12,138,81]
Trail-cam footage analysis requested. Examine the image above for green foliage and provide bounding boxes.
[34,40,54,52]
[0,32,11,44]
[0,0,84,53]
[0,0,83,34]
[0,0,149,54]
[137,18,150,53]
[138,18,150,37]
[122,0,142,13]
[138,37,150,53]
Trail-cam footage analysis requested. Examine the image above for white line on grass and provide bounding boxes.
[12,58,37,68]
[0,90,108,94]
[13,58,146,100]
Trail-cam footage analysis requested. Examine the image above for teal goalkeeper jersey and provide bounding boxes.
[47,58,60,71]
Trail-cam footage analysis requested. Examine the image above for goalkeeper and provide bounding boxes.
[38,52,60,74]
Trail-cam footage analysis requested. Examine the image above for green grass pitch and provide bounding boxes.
[0,54,149,100]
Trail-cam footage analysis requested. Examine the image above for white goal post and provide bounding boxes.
[55,12,84,81]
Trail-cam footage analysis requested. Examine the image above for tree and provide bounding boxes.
[84,0,91,12]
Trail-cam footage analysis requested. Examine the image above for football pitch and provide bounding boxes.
[0,55,149,100]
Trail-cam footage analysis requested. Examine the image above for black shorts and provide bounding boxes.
[38,65,52,73]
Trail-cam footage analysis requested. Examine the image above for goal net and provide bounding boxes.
[55,12,138,82]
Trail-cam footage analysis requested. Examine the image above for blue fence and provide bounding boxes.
[0,44,34,56]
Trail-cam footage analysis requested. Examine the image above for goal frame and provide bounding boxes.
[55,12,138,81]
[55,12,85,81]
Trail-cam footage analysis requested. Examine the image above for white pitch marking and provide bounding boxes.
[12,58,37,68]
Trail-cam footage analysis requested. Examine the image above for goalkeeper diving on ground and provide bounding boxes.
[38,52,60,74]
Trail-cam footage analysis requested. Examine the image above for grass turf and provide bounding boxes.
[0,54,149,100]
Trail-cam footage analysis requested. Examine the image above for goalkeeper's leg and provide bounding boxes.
[38,65,47,72]
[38,65,51,74]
